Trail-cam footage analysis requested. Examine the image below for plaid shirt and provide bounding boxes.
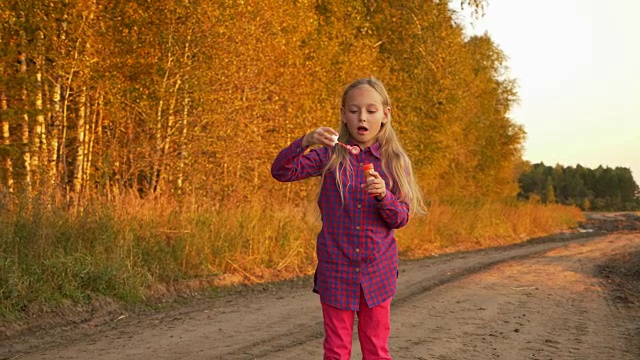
[271,136,410,310]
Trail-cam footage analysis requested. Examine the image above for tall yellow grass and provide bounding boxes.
[0,192,582,318]
[397,199,583,258]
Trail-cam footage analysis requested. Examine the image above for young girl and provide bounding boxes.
[271,78,425,359]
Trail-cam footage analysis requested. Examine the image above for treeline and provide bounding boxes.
[518,163,640,211]
[0,0,525,206]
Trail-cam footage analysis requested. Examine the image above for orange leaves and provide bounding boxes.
[0,0,524,204]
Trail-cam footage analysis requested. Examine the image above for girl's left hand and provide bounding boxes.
[362,171,386,200]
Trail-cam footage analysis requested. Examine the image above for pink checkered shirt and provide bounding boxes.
[271,136,410,310]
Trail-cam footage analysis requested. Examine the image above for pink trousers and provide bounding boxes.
[320,289,392,360]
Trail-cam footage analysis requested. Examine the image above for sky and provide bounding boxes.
[456,0,640,183]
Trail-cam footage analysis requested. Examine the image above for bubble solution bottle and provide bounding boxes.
[363,163,374,177]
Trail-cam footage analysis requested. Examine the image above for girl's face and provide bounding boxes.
[341,85,390,149]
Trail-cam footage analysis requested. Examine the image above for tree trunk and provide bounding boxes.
[72,87,87,198]
[34,51,46,187]
[151,47,175,194]
[19,34,32,198]
[156,78,181,194]
[176,94,189,192]
[47,17,68,194]
[0,90,14,193]
[49,73,62,192]
[60,69,73,193]
[175,34,192,194]
[83,91,99,192]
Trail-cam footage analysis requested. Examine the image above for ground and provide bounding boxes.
[1,213,640,359]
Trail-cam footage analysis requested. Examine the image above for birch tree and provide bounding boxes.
[0,5,18,194]
[18,24,32,197]
[0,88,13,193]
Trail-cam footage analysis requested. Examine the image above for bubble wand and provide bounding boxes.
[330,135,361,155]
[335,141,361,155]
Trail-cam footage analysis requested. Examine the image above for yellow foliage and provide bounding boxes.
[1,0,521,205]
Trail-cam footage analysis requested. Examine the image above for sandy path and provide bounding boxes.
[3,232,639,359]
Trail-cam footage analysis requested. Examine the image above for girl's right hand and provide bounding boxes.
[302,127,339,148]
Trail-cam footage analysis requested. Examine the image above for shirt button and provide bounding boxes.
[359,162,364,167]
[355,248,360,253]
[357,204,362,209]
[355,268,360,272]
[356,225,361,230]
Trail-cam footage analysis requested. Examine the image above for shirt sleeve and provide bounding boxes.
[375,191,410,229]
[271,136,328,182]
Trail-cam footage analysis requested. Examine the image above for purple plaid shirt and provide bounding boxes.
[271,136,410,310]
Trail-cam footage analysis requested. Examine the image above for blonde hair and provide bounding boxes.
[321,78,426,215]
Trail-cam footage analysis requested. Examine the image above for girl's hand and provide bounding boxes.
[302,127,339,148]
[362,170,387,200]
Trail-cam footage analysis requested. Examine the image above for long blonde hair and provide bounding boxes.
[321,78,426,215]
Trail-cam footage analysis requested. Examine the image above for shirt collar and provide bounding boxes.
[369,141,382,159]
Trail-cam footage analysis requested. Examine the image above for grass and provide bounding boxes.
[0,192,583,320]
[397,199,583,258]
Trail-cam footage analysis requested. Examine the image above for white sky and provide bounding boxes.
[456,0,640,183]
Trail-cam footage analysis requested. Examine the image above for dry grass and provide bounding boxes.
[0,193,583,319]
[397,200,583,258]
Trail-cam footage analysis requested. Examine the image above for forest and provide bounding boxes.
[518,163,640,211]
[0,0,520,203]
[0,0,587,317]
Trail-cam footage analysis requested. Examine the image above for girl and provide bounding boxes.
[271,78,425,360]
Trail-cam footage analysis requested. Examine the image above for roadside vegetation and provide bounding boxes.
[0,193,582,319]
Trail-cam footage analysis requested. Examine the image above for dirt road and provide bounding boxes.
[3,229,640,359]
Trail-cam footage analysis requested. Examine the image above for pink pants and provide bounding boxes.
[320,289,392,360]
